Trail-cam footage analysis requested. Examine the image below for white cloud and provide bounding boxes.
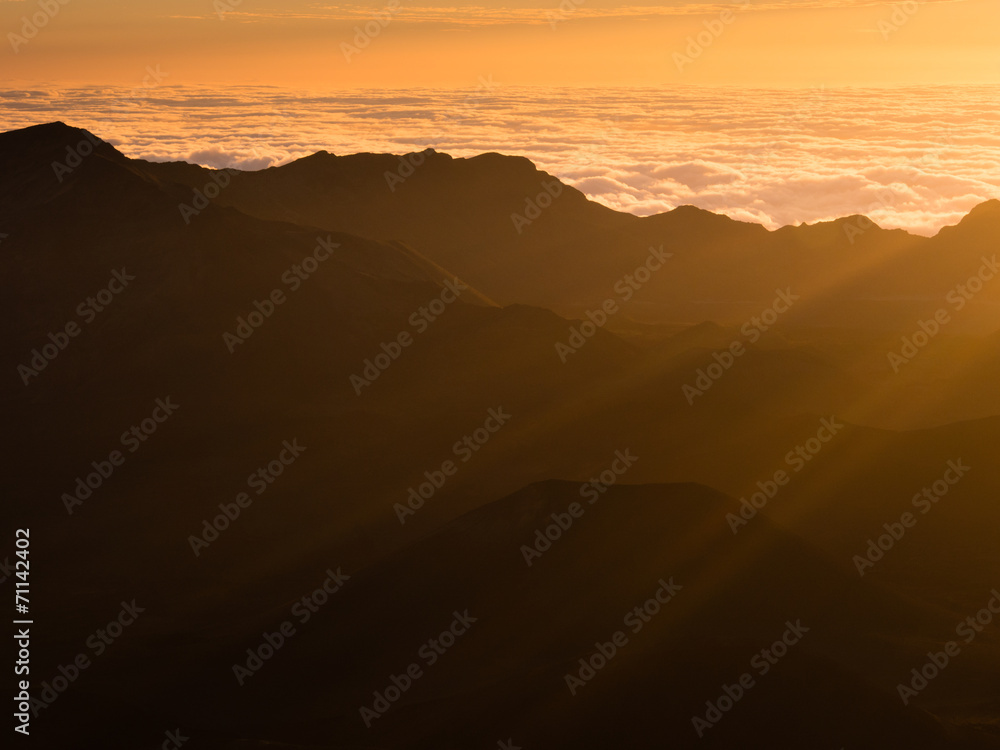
[3,83,1000,236]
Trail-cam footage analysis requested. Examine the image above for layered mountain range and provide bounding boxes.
[4,122,999,749]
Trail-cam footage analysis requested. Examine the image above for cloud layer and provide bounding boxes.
[3,84,999,235]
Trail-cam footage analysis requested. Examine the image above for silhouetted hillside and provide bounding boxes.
[5,122,1000,749]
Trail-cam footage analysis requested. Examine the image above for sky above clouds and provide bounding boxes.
[2,0,999,86]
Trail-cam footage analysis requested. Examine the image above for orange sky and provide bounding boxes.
[2,0,1000,87]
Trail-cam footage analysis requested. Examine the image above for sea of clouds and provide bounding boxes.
[2,84,999,235]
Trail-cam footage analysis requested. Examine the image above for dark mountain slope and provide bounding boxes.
[131,137,1000,333]
[27,482,1000,749]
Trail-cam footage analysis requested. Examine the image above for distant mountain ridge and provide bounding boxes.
[105,121,1000,331]
[6,120,1000,748]
[9,122,1000,333]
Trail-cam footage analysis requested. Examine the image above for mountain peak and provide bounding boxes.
[0,121,123,167]
[961,198,1000,221]
[935,198,1000,239]
[2,120,101,146]
[466,151,538,173]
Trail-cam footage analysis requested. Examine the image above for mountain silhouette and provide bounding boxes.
[5,122,1000,749]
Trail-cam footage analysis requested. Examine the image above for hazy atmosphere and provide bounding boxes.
[5,0,1000,748]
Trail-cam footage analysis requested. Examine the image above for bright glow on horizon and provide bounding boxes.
[1,0,999,87]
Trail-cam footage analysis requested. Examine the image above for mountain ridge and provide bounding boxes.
[14,121,1000,242]
[2,120,948,237]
